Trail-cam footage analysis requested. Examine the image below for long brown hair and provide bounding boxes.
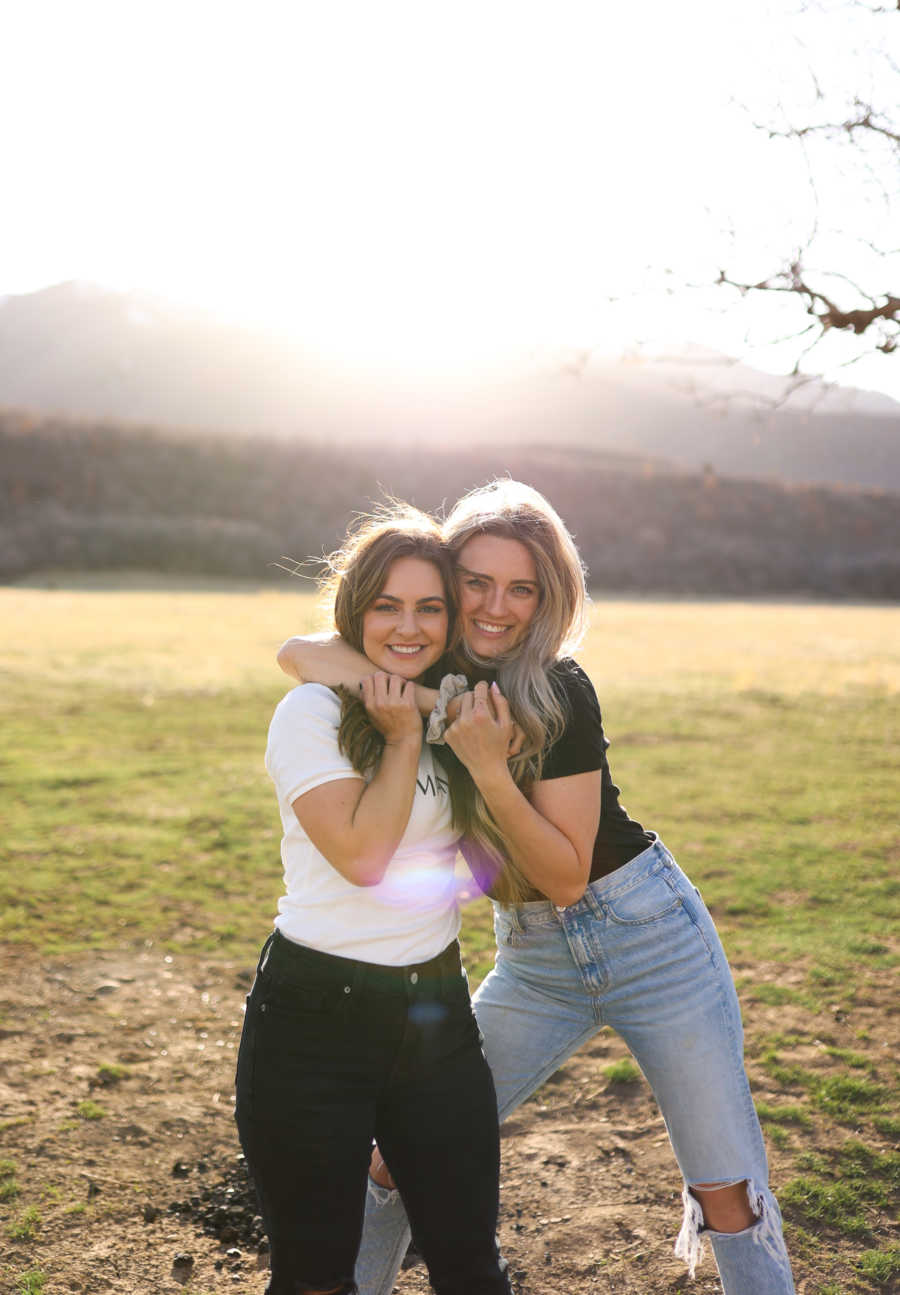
[318,506,455,775]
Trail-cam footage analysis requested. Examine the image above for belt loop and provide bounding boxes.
[350,953,365,999]
[257,930,276,976]
[504,906,526,946]
[583,886,605,920]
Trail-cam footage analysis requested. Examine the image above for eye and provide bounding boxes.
[463,577,488,589]
[512,585,537,597]
[372,602,397,613]
[418,604,445,615]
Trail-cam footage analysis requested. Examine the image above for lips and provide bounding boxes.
[471,620,510,636]
[387,644,427,654]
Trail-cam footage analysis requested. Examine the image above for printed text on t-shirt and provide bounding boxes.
[417,774,448,797]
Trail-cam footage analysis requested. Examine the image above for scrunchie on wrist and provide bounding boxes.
[425,673,469,745]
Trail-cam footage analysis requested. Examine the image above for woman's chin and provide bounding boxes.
[375,648,438,678]
[462,634,517,663]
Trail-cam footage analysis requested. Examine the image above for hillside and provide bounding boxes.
[2,409,898,597]
[1,282,899,491]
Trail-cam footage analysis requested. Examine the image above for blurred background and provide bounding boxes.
[1,0,898,594]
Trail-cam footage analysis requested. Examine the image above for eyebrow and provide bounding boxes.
[374,593,447,604]
[456,565,539,588]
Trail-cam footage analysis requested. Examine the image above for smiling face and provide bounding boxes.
[455,534,541,659]
[361,556,450,679]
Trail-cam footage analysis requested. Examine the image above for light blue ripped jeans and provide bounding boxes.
[357,840,795,1294]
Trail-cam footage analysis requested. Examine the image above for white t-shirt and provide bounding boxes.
[265,684,461,965]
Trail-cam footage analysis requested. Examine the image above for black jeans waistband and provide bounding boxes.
[258,928,464,997]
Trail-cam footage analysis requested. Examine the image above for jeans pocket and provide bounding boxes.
[249,991,355,1120]
[261,981,346,1023]
[605,869,682,925]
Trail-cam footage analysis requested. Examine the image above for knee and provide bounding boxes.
[369,1144,396,1190]
[691,1180,758,1233]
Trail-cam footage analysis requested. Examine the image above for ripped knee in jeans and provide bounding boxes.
[675,1178,784,1277]
[366,1174,400,1208]
[692,1178,758,1232]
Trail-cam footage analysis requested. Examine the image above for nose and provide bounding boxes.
[397,607,419,637]
[485,585,507,618]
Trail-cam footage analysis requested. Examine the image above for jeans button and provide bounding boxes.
[343,985,351,994]
[410,972,419,985]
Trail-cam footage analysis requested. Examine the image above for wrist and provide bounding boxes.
[383,731,422,752]
[471,762,516,799]
[426,673,470,745]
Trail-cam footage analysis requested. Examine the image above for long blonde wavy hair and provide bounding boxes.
[442,480,589,905]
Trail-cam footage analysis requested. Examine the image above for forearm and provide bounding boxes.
[471,768,587,906]
[331,738,422,886]
[277,634,371,687]
[276,635,442,719]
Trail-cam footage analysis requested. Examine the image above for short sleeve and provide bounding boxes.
[539,661,609,781]
[265,684,363,806]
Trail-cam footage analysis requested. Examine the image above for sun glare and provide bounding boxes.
[6,0,897,393]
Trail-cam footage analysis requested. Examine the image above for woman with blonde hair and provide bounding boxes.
[278,479,795,1295]
[238,505,512,1295]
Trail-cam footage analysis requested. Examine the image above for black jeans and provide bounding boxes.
[235,930,511,1295]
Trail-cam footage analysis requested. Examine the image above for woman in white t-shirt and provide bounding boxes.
[234,508,512,1295]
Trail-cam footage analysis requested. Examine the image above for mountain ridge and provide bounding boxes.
[1,280,898,491]
[2,406,898,598]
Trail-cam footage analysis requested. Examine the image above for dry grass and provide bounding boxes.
[4,579,899,695]
[2,578,897,1292]
[579,598,900,696]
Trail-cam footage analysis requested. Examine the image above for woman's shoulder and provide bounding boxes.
[548,658,601,706]
[266,685,347,777]
[270,683,342,729]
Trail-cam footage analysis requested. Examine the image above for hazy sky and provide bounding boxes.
[4,0,899,396]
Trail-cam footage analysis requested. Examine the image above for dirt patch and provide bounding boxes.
[0,947,895,1293]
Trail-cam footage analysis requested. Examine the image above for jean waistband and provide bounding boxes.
[495,837,676,928]
[258,928,464,994]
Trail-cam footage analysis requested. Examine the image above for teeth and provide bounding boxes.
[473,621,507,634]
[389,645,424,654]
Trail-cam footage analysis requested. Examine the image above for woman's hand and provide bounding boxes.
[361,672,423,748]
[444,681,514,779]
[446,678,598,906]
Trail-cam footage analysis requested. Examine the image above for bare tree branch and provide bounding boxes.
[717,263,900,351]
[713,0,900,369]
[763,101,900,147]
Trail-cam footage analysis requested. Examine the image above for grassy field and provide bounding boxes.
[1,579,899,1291]
[3,580,898,971]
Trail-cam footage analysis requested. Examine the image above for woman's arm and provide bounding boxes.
[277,634,442,719]
[444,682,601,907]
[277,633,370,687]
[290,674,424,887]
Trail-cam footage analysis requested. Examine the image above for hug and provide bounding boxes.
[235,478,795,1294]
